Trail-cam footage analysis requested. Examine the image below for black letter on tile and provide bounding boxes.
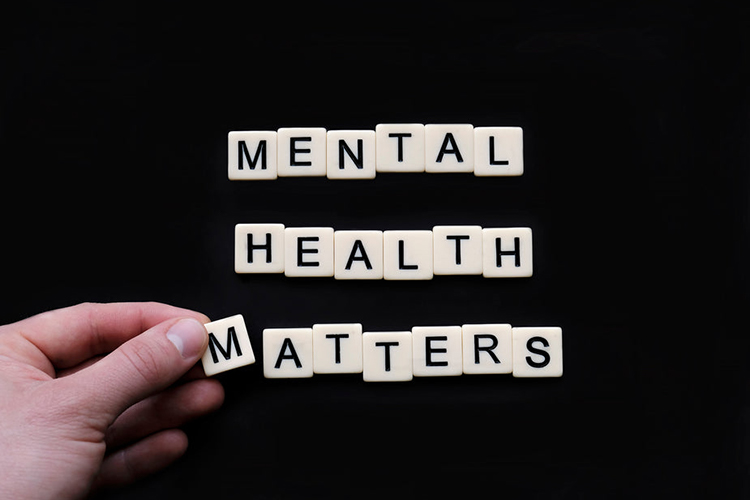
[473,334,500,364]
[290,136,312,166]
[326,333,350,364]
[495,237,521,267]
[388,133,412,162]
[208,327,243,363]
[446,235,470,265]
[297,236,320,267]
[488,136,509,166]
[398,240,418,270]
[339,139,364,169]
[247,233,273,264]
[425,336,449,367]
[275,338,303,369]
[346,240,373,270]
[375,341,399,371]
[526,336,550,368]
[238,140,267,170]
[436,133,463,163]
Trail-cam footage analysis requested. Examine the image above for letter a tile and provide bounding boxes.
[425,124,474,173]
[334,230,383,280]
[263,328,314,378]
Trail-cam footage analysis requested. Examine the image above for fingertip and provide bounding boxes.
[161,428,190,456]
[193,378,226,413]
[166,318,208,360]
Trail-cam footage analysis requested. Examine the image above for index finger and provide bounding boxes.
[9,302,210,370]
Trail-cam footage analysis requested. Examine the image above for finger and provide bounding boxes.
[57,354,207,380]
[105,378,224,450]
[93,429,189,490]
[66,316,209,421]
[181,362,211,382]
[13,302,210,370]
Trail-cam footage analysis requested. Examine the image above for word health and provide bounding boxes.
[228,124,523,180]
[235,224,533,279]
[201,315,563,381]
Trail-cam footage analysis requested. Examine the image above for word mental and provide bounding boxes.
[201,315,563,381]
[228,124,523,180]
[235,224,533,279]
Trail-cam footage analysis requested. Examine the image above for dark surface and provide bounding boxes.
[2,2,748,499]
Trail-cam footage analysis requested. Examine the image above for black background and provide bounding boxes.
[2,2,748,498]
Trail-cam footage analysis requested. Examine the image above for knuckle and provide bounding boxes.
[74,301,102,316]
[120,341,169,385]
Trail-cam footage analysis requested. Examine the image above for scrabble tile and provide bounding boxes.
[334,230,384,280]
[313,323,363,374]
[461,324,513,374]
[425,124,474,173]
[362,331,413,382]
[512,327,563,377]
[277,127,327,177]
[263,327,314,378]
[474,127,524,177]
[482,227,533,278]
[235,223,285,273]
[327,130,377,179]
[284,227,334,277]
[383,230,433,280]
[375,123,425,173]
[412,326,463,377]
[201,315,256,376]
[433,225,483,275]
[228,131,278,180]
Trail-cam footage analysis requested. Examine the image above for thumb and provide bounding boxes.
[71,317,208,420]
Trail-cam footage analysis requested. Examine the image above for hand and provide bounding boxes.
[0,302,225,499]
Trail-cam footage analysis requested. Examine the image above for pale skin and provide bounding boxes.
[0,302,225,499]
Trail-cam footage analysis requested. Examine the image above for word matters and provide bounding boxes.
[201,315,563,381]
[228,124,523,180]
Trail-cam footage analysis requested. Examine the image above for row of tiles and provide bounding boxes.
[202,315,563,381]
[228,125,523,179]
[235,224,533,278]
